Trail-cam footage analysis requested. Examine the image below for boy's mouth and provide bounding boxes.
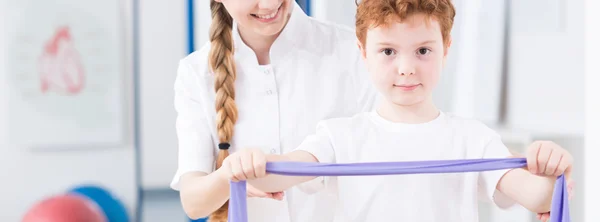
[251,3,283,22]
[393,84,421,91]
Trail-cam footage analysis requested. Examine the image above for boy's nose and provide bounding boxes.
[399,70,414,76]
[397,59,415,76]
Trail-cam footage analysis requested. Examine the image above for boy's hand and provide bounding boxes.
[535,179,574,222]
[215,148,285,200]
[525,141,573,177]
[524,141,574,222]
[218,148,268,182]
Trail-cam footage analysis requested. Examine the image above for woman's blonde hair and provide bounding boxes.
[207,1,238,221]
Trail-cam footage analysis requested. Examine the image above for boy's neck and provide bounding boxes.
[376,99,440,124]
[237,26,280,65]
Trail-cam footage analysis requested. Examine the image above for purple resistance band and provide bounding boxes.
[227,158,570,222]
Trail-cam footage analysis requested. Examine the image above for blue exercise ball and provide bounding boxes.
[67,185,129,222]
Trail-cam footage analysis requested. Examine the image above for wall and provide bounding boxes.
[139,0,188,189]
[584,1,600,221]
[505,0,585,136]
[311,0,357,27]
[0,0,137,221]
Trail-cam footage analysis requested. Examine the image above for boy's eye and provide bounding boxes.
[417,48,431,55]
[382,48,396,56]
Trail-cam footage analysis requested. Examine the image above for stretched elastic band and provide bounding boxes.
[227,158,570,222]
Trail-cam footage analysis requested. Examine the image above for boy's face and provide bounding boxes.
[359,13,450,107]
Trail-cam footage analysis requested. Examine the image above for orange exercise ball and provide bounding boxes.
[22,194,106,222]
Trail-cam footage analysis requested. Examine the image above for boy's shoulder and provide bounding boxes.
[443,112,500,137]
[319,112,499,135]
[317,112,373,130]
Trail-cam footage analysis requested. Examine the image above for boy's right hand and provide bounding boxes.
[217,148,268,182]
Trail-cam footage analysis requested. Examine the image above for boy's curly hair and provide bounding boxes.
[355,0,456,47]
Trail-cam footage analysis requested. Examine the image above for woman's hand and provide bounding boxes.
[247,183,284,201]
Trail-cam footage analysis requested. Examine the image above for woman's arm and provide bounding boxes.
[178,171,230,219]
[177,149,320,219]
[178,161,287,219]
[172,59,237,219]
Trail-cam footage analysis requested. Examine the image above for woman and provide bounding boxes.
[170,0,377,221]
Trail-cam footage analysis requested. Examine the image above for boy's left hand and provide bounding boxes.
[525,141,575,222]
[535,179,574,221]
[525,141,573,177]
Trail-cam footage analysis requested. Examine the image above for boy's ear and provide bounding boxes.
[443,36,452,66]
[444,36,452,57]
[357,40,367,60]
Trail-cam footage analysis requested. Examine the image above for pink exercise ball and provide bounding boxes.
[22,194,106,222]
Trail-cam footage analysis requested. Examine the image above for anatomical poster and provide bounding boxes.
[4,0,128,150]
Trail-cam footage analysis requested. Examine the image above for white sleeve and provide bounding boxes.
[170,60,216,191]
[295,122,336,164]
[293,122,336,194]
[478,134,516,209]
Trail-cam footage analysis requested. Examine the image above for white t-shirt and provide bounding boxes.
[170,2,377,222]
[296,111,515,222]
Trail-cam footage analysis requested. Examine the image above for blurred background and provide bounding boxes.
[0,0,597,221]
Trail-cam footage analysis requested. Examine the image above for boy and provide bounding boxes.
[215,0,574,221]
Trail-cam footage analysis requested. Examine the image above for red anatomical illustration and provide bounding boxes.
[38,26,85,95]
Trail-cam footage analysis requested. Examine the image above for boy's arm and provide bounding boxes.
[248,150,321,193]
[249,122,337,193]
[498,143,572,214]
[496,169,557,213]
[479,136,559,213]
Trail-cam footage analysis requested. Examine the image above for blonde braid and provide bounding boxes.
[207,1,237,221]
